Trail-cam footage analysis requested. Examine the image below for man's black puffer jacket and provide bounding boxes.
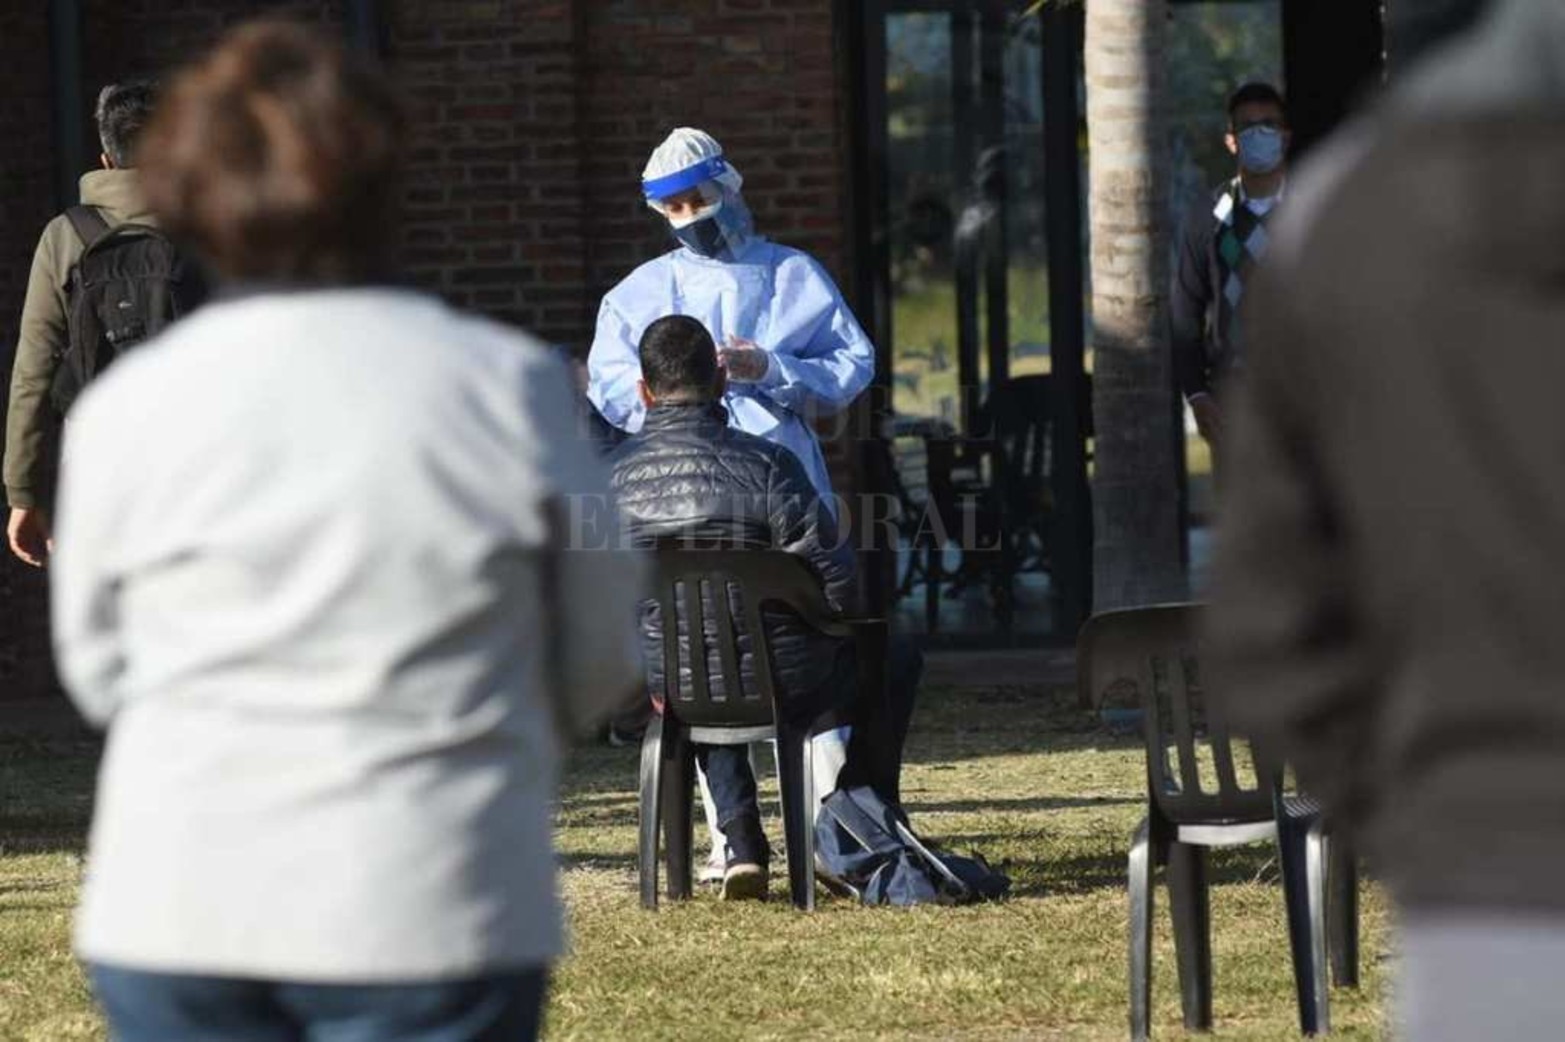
[608,402,856,719]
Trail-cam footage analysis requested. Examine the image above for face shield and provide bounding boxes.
[647,181,722,225]
[643,155,755,262]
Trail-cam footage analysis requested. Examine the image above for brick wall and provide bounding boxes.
[579,0,846,314]
[0,0,862,700]
[0,7,59,701]
[83,0,344,93]
[387,0,591,343]
[577,0,855,497]
[382,0,854,351]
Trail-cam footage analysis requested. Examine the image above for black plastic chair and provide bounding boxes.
[896,375,1093,631]
[880,414,966,634]
[1077,604,1358,1039]
[638,546,867,911]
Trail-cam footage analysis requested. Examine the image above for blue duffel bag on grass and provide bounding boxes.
[815,785,1011,906]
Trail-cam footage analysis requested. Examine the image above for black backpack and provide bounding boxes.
[50,205,206,415]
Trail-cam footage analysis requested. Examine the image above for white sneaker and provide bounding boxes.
[699,846,726,885]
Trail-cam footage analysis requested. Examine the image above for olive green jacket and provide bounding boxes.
[4,169,155,509]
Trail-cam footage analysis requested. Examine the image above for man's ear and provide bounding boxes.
[638,380,656,409]
[100,152,115,171]
[1223,132,1238,157]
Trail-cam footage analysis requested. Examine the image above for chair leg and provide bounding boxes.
[638,716,664,910]
[660,723,694,902]
[1329,839,1359,989]
[995,523,1016,632]
[924,543,941,634]
[1278,816,1328,1035]
[1166,841,1213,1031]
[775,724,817,910]
[1305,829,1332,1032]
[1128,818,1154,1042]
[895,541,915,600]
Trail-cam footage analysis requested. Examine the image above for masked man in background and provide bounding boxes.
[1170,82,1291,452]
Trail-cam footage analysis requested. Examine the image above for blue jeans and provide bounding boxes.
[89,964,548,1042]
[698,631,923,854]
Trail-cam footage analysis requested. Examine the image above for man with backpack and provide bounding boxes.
[5,81,202,566]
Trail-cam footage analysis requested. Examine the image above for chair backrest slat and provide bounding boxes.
[1204,661,1245,795]
[681,575,711,708]
[710,572,744,703]
[741,587,776,707]
[1159,647,1204,799]
[657,580,682,707]
[1078,603,1274,825]
[650,545,851,729]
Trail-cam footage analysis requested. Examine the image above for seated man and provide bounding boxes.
[609,315,913,900]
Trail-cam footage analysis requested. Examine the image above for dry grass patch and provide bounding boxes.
[1,683,1390,1040]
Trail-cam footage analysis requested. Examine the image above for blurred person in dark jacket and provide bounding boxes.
[1212,2,1565,1036]
[608,315,918,900]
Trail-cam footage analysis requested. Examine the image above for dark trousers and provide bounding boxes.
[698,631,922,853]
[89,963,549,1042]
[841,631,922,804]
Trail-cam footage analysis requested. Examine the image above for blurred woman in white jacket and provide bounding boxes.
[50,21,643,1042]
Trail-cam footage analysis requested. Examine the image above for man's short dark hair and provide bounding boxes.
[96,81,158,167]
[1227,82,1288,127]
[639,316,718,400]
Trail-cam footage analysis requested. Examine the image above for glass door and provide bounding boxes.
[868,0,1089,645]
[885,3,1050,431]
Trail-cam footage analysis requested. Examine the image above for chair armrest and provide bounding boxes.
[817,615,887,643]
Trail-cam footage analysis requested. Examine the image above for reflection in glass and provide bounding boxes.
[887,7,1052,431]
[882,4,1070,641]
[887,13,957,424]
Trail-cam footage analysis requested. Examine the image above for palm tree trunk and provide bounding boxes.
[1085,0,1186,611]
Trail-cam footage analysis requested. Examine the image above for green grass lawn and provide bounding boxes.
[1,684,1389,1040]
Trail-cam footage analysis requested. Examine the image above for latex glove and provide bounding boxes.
[718,337,770,383]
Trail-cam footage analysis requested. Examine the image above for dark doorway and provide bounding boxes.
[842,0,1385,646]
[848,0,1091,648]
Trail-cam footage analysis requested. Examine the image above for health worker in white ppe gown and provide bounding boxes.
[587,127,875,511]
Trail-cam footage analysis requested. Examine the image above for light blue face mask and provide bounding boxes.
[1236,125,1286,174]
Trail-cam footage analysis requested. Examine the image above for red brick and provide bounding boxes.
[452,265,536,285]
[472,245,518,263]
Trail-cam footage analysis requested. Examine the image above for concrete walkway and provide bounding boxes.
[923,646,1076,690]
